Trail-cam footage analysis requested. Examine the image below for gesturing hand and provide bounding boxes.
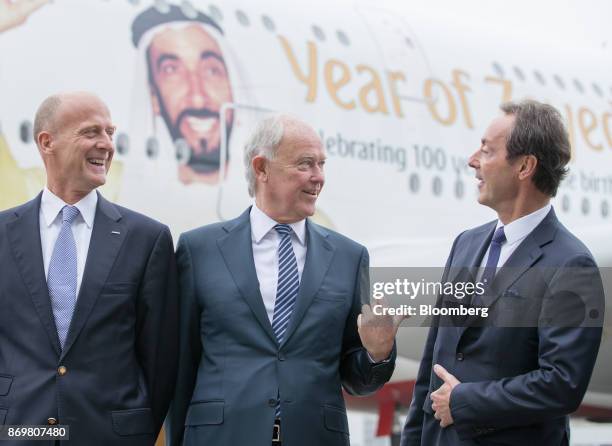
[431,364,461,428]
[357,299,406,362]
[0,0,48,34]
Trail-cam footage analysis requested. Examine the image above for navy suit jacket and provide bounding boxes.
[166,208,396,446]
[401,208,604,446]
[0,193,178,445]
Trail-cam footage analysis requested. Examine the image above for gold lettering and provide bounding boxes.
[423,78,457,126]
[564,105,576,160]
[386,71,406,118]
[279,36,318,102]
[324,59,356,110]
[451,69,474,128]
[578,107,603,151]
[602,112,612,148]
[484,76,513,103]
[356,65,389,114]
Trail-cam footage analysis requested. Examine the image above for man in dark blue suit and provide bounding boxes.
[401,100,604,445]
[167,115,403,446]
[0,92,178,445]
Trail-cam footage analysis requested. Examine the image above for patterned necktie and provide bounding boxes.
[47,205,80,348]
[481,226,506,289]
[271,224,299,419]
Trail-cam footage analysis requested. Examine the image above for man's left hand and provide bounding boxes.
[357,299,406,362]
[431,364,461,428]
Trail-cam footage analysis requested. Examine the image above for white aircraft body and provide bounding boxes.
[1,0,611,438]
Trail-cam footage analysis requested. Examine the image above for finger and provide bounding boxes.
[433,411,440,421]
[393,313,407,327]
[361,303,373,317]
[433,364,454,384]
[357,313,362,329]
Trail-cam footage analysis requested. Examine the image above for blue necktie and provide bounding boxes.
[47,205,80,348]
[481,226,506,289]
[271,224,299,418]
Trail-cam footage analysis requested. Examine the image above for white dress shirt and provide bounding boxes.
[480,203,552,269]
[40,187,97,295]
[250,203,307,323]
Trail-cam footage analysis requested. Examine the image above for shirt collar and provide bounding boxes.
[250,203,306,246]
[41,188,98,228]
[495,203,552,245]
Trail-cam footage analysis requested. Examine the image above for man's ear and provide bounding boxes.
[252,155,269,183]
[518,154,538,180]
[37,131,53,155]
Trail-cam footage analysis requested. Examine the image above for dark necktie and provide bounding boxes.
[481,226,506,289]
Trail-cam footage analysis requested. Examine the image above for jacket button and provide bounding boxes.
[268,399,277,407]
[456,352,464,361]
[47,418,58,425]
[57,366,67,376]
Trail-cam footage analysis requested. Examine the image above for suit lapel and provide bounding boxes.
[7,193,61,356]
[61,193,127,359]
[217,209,277,344]
[280,220,334,348]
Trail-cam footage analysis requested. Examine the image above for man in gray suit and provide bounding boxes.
[401,100,604,445]
[167,115,403,445]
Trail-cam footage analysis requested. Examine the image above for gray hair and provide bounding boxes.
[33,95,62,146]
[243,115,286,197]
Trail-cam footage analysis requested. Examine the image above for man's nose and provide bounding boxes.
[187,71,207,109]
[468,149,479,169]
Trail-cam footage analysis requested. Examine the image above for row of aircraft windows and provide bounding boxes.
[492,62,611,98]
[8,123,609,220]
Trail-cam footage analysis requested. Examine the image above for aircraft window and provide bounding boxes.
[180,1,197,19]
[175,139,190,164]
[581,198,590,215]
[573,79,584,94]
[312,25,326,42]
[592,83,604,97]
[209,5,223,22]
[513,66,525,82]
[262,15,276,32]
[553,75,565,89]
[492,62,504,77]
[116,133,129,155]
[601,200,609,218]
[337,30,350,46]
[408,173,420,193]
[454,180,464,199]
[561,195,570,212]
[146,137,159,160]
[404,37,414,49]
[153,0,170,14]
[534,70,546,85]
[236,10,250,26]
[432,177,442,196]
[19,120,32,144]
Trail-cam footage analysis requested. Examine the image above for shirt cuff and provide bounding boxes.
[366,351,391,364]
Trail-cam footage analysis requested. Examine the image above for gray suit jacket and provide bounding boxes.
[0,192,179,445]
[401,208,604,446]
[166,208,396,446]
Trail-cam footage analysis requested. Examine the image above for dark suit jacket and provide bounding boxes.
[166,208,396,446]
[401,208,604,446]
[0,192,179,445]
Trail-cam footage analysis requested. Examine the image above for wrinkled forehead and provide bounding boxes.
[147,23,224,62]
[278,121,325,159]
[56,96,113,129]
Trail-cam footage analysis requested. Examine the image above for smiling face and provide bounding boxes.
[43,94,115,201]
[256,120,326,223]
[468,114,521,212]
[147,24,234,173]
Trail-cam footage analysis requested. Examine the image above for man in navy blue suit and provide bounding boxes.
[401,100,604,445]
[167,115,404,446]
[0,92,178,445]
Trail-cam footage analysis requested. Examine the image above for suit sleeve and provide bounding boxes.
[136,226,179,435]
[450,254,605,440]
[399,232,463,446]
[340,246,397,396]
[166,235,202,446]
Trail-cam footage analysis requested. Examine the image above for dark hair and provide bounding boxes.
[501,100,571,197]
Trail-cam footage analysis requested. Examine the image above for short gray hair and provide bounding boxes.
[243,115,285,197]
[33,95,62,146]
